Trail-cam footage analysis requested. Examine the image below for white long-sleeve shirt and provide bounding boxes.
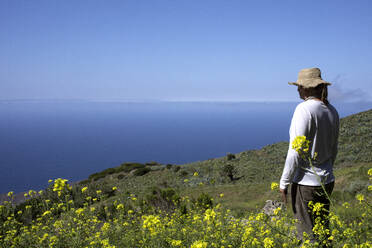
[280,99,339,190]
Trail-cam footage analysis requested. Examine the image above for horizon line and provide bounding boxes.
[0,98,371,104]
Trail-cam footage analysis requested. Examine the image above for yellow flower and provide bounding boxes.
[116,204,124,210]
[368,185,372,191]
[50,235,58,245]
[356,194,364,203]
[368,168,372,176]
[101,222,110,233]
[312,202,325,214]
[263,237,274,248]
[255,212,265,221]
[204,209,216,222]
[101,238,116,248]
[112,186,117,191]
[292,135,310,157]
[184,179,189,183]
[170,239,182,246]
[273,207,281,215]
[96,190,102,194]
[7,191,13,198]
[300,239,310,248]
[193,172,199,177]
[252,238,260,246]
[193,215,201,221]
[219,193,224,198]
[52,178,69,194]
[313,152,318,160]
[190,240,208,248]
[40,233,49,243]
[81,186,88,193]
[42,210,51,216]
[270,182,279,190]
[242,226,254,241]
[75,208,84,215]
[142,215,162,236]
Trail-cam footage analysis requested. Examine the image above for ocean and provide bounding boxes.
[1,101,371,193]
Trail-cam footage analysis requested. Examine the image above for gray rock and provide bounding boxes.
[262,200,285,216]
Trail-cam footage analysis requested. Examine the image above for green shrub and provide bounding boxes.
[88,172,107,181]
[117,174,125,180]
[119,162,145,173]
[133,167,151,176]
[226,153,236,161]
[145,187,180,212]
[79,179,90,185]
[194,192,213,209]
[145,161,159,166]
[179,170,188,177]
[221,164,237,181]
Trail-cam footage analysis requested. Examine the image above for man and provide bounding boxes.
[279,68,339,242]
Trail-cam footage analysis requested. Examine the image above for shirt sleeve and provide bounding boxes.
[279,104,311,190]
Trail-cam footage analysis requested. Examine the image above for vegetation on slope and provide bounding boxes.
[72,109,372,213]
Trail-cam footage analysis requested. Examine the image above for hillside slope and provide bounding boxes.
[73,108,372,213]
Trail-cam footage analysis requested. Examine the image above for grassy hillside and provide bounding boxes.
[73,108,372,214]
[336,109,372,165]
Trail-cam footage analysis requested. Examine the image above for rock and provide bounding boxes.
[262,200,286,216]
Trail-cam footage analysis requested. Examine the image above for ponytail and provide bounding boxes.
[321,84,329,105]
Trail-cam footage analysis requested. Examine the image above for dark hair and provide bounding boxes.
[298,84,329,105]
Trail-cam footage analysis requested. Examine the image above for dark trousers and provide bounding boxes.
[291,182,334,242]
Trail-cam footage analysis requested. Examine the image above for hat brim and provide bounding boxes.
[288,80,331,87]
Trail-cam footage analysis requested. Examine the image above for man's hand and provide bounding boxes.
[280,188,288,205]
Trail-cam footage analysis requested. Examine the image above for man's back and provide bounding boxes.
[288,99,340,186]
[298,99,339,165]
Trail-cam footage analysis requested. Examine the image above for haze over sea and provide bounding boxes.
[1,101,371,193]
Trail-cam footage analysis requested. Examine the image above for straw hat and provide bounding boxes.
[289,68,331,88]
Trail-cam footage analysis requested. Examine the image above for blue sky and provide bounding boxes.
[1,0,371,102]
